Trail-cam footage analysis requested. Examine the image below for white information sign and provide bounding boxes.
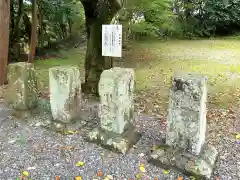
[102,24,122,57]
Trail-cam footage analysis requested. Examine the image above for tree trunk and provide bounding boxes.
[60,23,66,39]
[23,13,32,42]
[0,0,10,85]
[67,18,72,35]
[81,0,122,95]
[38,12,44,48]
[13,0,24,42]
[37,1,44,48]
[10,0,24,62]
[28,0,37,63]
[9,0,14,44]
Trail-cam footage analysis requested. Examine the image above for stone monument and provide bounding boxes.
[49,66,82,123]
[87,67,140,154]
[5,62,38,117]
[148,72,218,179]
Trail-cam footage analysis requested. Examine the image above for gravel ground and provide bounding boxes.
[0,100,239,180]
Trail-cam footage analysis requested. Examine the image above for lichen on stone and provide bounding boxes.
[5,62,38,110]
[49,66,81,123]
[166,72,208,155]
[98,67,135,134]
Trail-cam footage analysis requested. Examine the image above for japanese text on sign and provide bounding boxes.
[102,25,122,57]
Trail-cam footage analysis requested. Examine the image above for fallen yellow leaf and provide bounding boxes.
[151,146,158,150]
[139,166,146,172]
[106,175,113,179]
[135,173,143,179]
[67,130,75,134]
[75,176,82,180]
[236,134,240,139]
[22,171,29,176]
[162,169,170,174]
[76,161,85,167]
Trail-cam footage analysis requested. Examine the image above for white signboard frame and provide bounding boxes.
[102,24,122,57]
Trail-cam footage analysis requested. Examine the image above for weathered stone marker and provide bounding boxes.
[87,67,140,154]
[148,72,218,179]
[166,72,207,155]
[5,62,38,117]
[49,66,81,123]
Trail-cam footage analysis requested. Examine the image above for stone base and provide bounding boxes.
[86,124,141,154]
[148,144,218,180]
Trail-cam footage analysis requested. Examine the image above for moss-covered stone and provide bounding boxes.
[148,143,218,180]
[87,67,140,154]
[5,62,38,110]
[98,67,135,134]
[49,66,81,123]
[167,72,208,155]
[86,123,141,154]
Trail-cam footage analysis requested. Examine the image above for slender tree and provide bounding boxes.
[0,0,10,85]
[80,0,123,95]
[28,0,38,63]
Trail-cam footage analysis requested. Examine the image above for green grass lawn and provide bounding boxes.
[34,47,86,90]
[34,39,240,114]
